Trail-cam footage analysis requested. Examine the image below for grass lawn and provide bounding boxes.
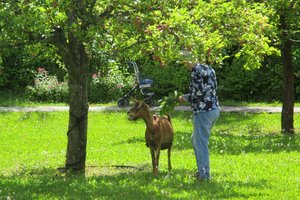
[0,111,299,199]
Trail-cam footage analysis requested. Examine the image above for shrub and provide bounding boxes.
[141,61,190,99]
[88,66,135,103]
[216,56,283,102]
[25,67,68,103]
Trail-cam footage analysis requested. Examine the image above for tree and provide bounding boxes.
[1,0,116,171]
[272,0,299,134]
[1,0,281,172]
[2,0,173,172]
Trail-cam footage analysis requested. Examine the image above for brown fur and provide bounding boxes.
[127,99,174,176]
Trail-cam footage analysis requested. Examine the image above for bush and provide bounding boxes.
[0,44,62,91]
[216,56,283,102]
[141,61,190,99]
[88,65,135,103]
[25,68,68,103]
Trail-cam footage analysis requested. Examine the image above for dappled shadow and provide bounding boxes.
[172,131,300,154]
[171,112,300,154]
[173,131,300,154]
[113,129,300,156]
[111,136,145,146]
[0,167,271,200]
[210,132,300,155]
[171,111,257,126]
[172,131,192,151]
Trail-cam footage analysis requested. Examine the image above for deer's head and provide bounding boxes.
[127,99,149,121]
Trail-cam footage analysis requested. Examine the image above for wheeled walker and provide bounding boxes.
[117,61,154,107]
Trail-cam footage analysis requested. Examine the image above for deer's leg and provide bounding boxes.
[150,148,158,176]
[156,149,160,167]
[154,148,161,176]
[168,147,172,172]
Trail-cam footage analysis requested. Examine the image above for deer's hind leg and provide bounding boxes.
[167,147,172,172]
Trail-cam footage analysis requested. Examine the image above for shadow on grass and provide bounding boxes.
[172,131,300,154]
[0,167,269,200]
[171,112,300,154]
[121,111,300,155]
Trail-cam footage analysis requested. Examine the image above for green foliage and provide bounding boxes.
[135,0,279,69]
[0,0,298,103]
[158,91,180,115]
[25,68,68,103]
[0,48,35,90]
[216,55,283,102]
[0,111,300,199]
[141,61,190,98]
[88,64,135,103]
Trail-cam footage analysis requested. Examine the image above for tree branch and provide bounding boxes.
[48,27,68,56]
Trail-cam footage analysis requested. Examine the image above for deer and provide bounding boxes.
[127,99,174,176]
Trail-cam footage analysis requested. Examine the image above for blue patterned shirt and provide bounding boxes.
[183,63,219,113]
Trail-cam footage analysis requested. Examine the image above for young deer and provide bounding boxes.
[127,99,173,176]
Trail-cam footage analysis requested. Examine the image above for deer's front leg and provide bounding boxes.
[155,148,161,170]
[150,148,158,176]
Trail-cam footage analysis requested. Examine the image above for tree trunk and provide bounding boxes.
[280,14,295,134]
[64,34,89,171]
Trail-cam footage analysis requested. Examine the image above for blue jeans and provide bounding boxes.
[192,109,219,179]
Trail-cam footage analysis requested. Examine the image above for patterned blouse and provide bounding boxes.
[183,63,219,113]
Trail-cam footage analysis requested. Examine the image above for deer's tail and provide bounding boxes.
[166,114,172,125]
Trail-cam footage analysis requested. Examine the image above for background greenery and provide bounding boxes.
[0,111,299,199]
[1,54,299,104]
[0,1,299,104]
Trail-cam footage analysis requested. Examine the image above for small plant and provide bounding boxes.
[158,91,181,115]
[25,67,68,103]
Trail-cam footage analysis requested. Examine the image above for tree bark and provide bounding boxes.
[64,34,89,171]
[280,14,295,134]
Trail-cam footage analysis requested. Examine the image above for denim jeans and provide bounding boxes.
[192,109,219,179]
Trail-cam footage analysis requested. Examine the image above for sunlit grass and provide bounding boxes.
[0,111,300,199]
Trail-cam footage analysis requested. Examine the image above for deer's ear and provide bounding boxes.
[135,100,143,110]
[142,101,149,109]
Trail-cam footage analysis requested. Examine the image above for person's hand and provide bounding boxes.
[178,95,186,103]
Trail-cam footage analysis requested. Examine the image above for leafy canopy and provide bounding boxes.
[0,0,279,70]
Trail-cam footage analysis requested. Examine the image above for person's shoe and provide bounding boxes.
[195,176,205,182]
[194,172,211,182]
[194,172,200,178]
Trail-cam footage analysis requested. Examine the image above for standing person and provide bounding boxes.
[178,50,220,181]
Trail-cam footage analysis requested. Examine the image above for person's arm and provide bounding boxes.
[178,94,190,103]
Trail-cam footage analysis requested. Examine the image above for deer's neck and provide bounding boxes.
[143,111,155,133]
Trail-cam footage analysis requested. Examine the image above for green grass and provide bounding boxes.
[0,111,300,199]
[0,91,66,107]
[0,91,116,107]
[220,99,300,107]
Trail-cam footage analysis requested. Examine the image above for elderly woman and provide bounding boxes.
[178,50,220,181]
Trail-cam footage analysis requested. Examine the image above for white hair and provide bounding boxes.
[179,50,197,61]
